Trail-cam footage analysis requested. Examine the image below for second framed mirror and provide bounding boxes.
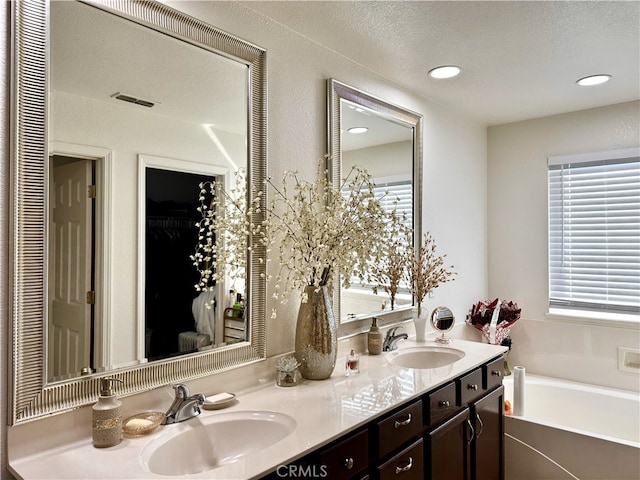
[327,79,423,333]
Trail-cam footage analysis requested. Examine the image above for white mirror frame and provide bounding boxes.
[327,78,423,336]
[9,0,267,425]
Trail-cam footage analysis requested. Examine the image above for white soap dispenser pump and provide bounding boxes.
[92,377,124,448]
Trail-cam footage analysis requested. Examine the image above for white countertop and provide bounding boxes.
[9,338,506,480]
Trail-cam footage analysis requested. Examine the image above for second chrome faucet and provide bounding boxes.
[383,327,408,352]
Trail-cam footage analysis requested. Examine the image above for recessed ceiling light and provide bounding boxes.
[348,127,368,134]
[428,65,462,79]
[576,74,612,86]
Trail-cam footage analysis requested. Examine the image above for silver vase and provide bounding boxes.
[295,285,337,380]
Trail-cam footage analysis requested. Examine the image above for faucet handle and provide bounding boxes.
[385,326,401,339]
[173,384,190,399]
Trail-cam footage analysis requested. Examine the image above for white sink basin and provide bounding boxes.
[388,346,465,369]
[141,410,296,476]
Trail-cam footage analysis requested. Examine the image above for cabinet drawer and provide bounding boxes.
[458,367,483,405]
[377,438,424,480]
[426,382,457,426]
[484,356,505,391]
[376,399,423,458]
[318,429,369,480]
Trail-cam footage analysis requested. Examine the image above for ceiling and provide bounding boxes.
[241,0,640,126]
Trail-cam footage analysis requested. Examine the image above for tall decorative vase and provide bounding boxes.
[295,285,337,380]
[412,305,428,342]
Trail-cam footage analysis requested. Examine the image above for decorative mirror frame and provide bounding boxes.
[327,78,423,335]
[9,0,267,425]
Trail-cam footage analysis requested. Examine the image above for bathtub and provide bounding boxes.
[503,374,639,480]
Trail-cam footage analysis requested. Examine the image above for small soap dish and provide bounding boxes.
[202,392,236,410]
[122,411,164,437]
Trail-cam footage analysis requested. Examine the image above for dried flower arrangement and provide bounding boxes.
[190,168,264,298]
[403,232,457,316]
[466,298,521,344]
[264,158,388,317]
[369,213,412,310]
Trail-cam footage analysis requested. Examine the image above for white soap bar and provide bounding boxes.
[206,392,234,404]
[126,418,153,428]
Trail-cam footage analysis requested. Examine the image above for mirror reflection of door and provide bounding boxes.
[144,168,221,361]
[48,155,96,380]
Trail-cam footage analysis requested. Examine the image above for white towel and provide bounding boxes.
[192,290,216,344]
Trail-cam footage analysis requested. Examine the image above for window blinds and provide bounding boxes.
[548,148,640,314]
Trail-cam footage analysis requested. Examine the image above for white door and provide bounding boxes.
[48,158,93,379]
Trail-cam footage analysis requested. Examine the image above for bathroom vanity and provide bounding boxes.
[8,338,507,480]
[261,354,505,480]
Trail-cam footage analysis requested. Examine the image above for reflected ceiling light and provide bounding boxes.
[348,127,368,134]
[576,74,612,86]
[428,65,462,79]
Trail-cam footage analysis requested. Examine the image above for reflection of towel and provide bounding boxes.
[192,291,216,344]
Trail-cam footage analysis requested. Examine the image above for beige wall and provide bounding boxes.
[487,101,640,391]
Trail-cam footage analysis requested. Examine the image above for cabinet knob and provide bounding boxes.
[343,457,354,470]
[438,400,450,408]
[394,456,413,474]
[394,413,412,428]
[492,370,502,377]
[467,384,478,391]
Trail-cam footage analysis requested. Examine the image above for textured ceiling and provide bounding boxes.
[241,0,640,126]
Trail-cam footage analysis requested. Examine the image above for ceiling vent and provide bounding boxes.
[111,92,156,108]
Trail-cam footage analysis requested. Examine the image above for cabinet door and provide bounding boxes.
[472,386,504,480]
[426,407,472,480]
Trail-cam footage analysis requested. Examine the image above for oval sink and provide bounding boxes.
[388,347,465,369]
[141,410,296,476]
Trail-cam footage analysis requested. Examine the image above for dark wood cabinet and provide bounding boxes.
[471,386,504,480]
[317,428,369,480]
[426,408,472,480]
[377,438,424,480]
[260,356,504,480]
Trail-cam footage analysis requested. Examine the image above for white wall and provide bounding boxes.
[487,101,640,391]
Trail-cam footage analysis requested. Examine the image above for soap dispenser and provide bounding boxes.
[92,377,124,448]
[368,317,383,355]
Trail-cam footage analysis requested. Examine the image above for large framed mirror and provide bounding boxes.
[327,79,423,333]
[9,0,266,424]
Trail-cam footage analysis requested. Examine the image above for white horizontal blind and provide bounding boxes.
[344,180,413,289]
[548,148,640,314]
[377,181,413,231]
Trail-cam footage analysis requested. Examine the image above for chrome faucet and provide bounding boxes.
[164,384,206,424]
[383,327,408,352]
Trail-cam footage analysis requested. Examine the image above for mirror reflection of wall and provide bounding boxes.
[47,1,248,381]
[339,99,414,321]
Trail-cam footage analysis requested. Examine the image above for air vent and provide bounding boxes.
[111,92,156,108]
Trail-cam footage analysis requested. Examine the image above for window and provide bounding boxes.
[548,148,640,316]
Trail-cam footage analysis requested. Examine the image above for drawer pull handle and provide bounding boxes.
[395,456,413,474]
[439,400,450,408]
[492,370,502,377]
[467,384,478,390]
[394,413,412,428]
[343,457,354,470]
